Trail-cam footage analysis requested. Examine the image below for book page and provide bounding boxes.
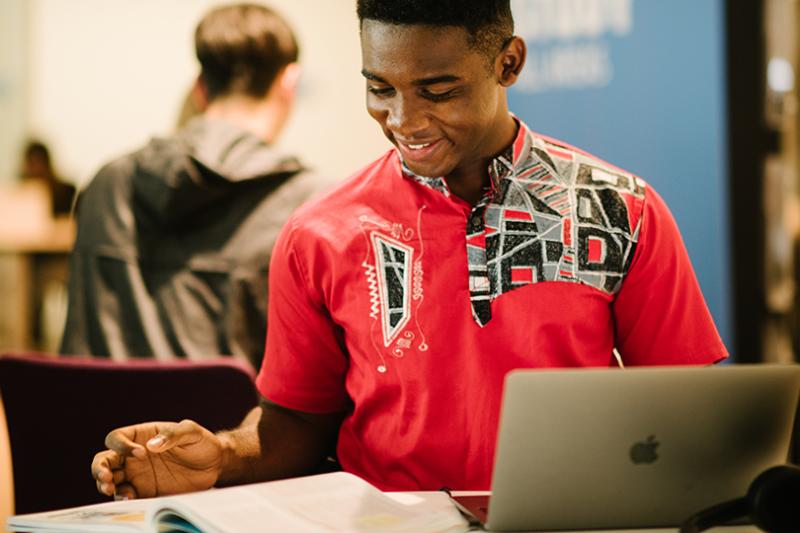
[149,472,468,533]
[6,499,150,532]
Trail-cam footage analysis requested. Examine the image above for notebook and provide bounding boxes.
[452,364,800,531]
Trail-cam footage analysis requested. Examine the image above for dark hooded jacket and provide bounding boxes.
[60,116,318,369]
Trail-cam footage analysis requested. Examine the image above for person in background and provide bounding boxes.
[60,3,318,369]
[91,0,727,497]
[20,140,76,216]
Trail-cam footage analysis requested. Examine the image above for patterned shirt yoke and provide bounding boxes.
[400,120,646,326]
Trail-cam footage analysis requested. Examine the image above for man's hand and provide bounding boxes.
[91,401,343,499]
[91,419,224,499]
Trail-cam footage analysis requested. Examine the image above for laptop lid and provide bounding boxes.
[485,365,800,531]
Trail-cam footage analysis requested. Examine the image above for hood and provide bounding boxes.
[131,116,304,227]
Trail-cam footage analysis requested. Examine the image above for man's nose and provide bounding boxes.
[386,96,428,137]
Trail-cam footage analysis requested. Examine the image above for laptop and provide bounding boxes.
[452,364,800,531]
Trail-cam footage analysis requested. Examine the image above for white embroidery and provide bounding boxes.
[412,206,428,352]
[361,262,380,320]
[359,208,429,371]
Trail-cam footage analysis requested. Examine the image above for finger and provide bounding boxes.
[91,450,122,482]
[96,478,115,497]
[146,419,206,453]
[95,468,126,490]
[105,426,147,458]
[112,469,126,485]
[115,482,138,500]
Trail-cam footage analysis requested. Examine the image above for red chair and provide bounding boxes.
[0,353,259,514]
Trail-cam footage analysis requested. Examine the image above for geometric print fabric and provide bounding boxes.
[402,123,646,326]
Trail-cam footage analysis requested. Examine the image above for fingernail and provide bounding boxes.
[132,446,146,458]
[147,435,165,448]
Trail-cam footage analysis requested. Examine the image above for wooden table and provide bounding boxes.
[0,217,75,352]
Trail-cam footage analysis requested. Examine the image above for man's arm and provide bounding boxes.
[217,399,344,486]
[91,399,344,498]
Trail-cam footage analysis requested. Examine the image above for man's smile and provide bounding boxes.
[395,138,444,163]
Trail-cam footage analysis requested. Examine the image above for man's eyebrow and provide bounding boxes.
[360,70,462,86]
[361,69,387,83]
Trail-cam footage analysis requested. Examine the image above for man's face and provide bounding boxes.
[360,20,512,180]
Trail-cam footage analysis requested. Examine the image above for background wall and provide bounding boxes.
[24,0,389,187]
[0,0,29,184]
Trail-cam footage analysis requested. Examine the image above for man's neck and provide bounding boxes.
[203,95,285,144]
[445,115,519,205]
[445,163,493,205]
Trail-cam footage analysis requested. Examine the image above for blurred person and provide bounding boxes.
[91,0,727,498]
[12,141,75,353]
[60,3,318,369]
[20,140,76,216]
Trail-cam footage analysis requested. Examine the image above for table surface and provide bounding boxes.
[0,217,74,253]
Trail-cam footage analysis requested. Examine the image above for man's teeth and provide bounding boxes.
[408,143,431,150]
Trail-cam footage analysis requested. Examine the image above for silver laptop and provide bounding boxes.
[453,364,800,531]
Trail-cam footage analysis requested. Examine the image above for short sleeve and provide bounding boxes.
[255,219,350,413]
[613,186,728,365]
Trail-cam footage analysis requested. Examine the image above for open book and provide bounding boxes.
[6,472,469,533]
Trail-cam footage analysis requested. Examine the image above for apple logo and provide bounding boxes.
[629,435,659,464]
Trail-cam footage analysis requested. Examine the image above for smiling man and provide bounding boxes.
[92,0,727,497]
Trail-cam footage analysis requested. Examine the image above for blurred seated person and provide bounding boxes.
[20,140,76,217]
[60,3,319,369]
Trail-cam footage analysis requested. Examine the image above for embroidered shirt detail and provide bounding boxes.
[359,210,430,371]
[370,232,413,346]
[401,125,646,326]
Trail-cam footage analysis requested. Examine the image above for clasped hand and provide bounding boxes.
[91,419,223,499]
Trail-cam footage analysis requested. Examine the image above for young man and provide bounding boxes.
[60,3,316,369]
[91,0,726,497]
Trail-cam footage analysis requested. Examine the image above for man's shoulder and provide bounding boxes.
[84,136,177,191]
[80,151,138,203]
[517,124,657,253]
[76,134,184,231]
[270,149,398,255]
[289,149,398,223]
[523,127,648,197]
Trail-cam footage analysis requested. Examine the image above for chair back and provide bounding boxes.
[0,353,259,514]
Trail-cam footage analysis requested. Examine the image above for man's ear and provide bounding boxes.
[277,63,302,96]
[495,36,527,87]
[192,75,209,111]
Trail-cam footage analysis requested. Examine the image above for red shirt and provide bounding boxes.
[256,121,727,491]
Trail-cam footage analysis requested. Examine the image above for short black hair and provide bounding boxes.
[356,0,513,58]
[195,3,299,101]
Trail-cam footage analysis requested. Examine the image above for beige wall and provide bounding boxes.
[27,0,389,187]
[0,0,29,184]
